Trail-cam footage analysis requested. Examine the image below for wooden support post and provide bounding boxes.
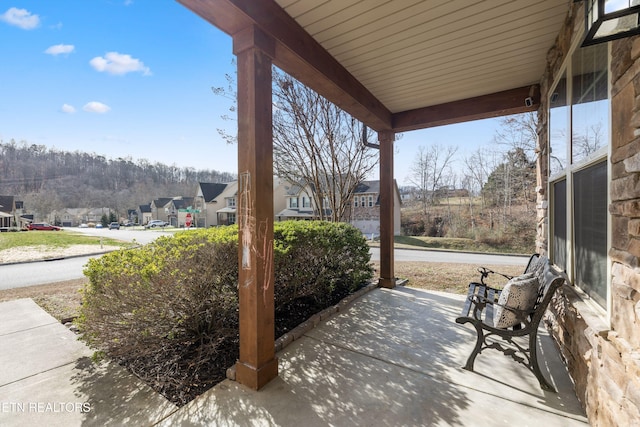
[233,25,278,390]
[378,130,395,288]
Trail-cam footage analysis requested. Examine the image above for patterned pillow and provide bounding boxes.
[493,275,539,328]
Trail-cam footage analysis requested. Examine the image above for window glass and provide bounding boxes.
[572,43,609,164]
[549,73,568,176]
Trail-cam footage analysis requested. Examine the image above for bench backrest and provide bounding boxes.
[528,257,564,324]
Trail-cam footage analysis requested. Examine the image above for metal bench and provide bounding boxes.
[455,254,565,391]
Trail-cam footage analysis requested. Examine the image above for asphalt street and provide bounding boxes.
[2,235,528,290]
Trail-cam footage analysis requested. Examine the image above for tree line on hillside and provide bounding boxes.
[0,140,235,215]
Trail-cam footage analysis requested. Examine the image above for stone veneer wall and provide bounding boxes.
[536,4,640,426]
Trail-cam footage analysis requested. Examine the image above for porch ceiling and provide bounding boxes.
[178,0,572,132]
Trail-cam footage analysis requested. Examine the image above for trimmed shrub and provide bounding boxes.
[78,226,240,403]
[273,221,373,327]
[77,221,372,405]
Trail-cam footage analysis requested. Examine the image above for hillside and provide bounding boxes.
[0,140,235,216]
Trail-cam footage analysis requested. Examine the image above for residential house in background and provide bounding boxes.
[351,180,401,236]
[166,197,195,227]
[195,180,287,227]
[194,182,231,227]
[150,198,173,224]
[0,195,18,230]
[276,179,401,236]
[138,204,152,225]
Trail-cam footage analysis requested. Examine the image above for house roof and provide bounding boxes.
[179,0,572,133]
[0,195,14,213]
[199,182,229,203]
[172,197,195,209]
[152,198,173,209]
[354,181,380,195]
[139,204,152,213]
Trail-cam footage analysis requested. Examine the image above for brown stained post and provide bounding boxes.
[378,130,395,288]
[233,25,278,390]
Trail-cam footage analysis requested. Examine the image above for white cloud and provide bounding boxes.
[0,7,40,30]
[61,104,76,114]
[89,52,151,76]
[83,102,111,114]
[45,44,75,56]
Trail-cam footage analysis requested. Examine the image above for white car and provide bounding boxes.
[145,220,168,228]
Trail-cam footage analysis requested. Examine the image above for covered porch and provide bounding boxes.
[176,0,571,392]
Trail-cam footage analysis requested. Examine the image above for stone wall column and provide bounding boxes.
[233,25,278,390]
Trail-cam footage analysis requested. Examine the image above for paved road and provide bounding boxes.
[369,247,529,266]
[70,227,173,245]
[1,230,528,290]
[0,228,173,290]
[0,255,98,290]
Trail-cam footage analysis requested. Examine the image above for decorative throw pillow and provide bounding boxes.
[493,275,539,328]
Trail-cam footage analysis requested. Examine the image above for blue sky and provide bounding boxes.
[0,1,504,186]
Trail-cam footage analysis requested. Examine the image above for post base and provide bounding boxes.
[235,357,279,390]
[378,277,396,289]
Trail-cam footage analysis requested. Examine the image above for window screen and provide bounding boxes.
[553,179,567,271]
[573,161,608,306]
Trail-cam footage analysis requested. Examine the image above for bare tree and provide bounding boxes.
[213,68,379,222]
[572,121,604,160]
[408,144,458,216]
[493,112,538,161]
[272,71,378,222]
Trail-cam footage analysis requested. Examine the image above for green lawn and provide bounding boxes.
[0,230,129,251]
[372,235,529,255]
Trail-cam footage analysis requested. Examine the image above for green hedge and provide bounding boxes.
[77,220,372,404]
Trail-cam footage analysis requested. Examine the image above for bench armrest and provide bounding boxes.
[477,266,513,284]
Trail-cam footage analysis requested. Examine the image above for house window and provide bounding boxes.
[227,198,236,208]
[354,198,359,207]
[360,196,366,207]
[290,197,298,208]
[548,41,610,309]
[228,213,236,225]
[302,196,310,208]
[368,196,374,207]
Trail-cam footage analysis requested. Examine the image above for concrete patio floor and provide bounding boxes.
[0,287,588,426]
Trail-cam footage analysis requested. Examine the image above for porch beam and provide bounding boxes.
[392,85,540,132]
[177,0,392,132]
[378,130,395,289]
[233,25,278,390]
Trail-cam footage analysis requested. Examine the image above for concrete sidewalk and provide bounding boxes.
[0,299,177,426]
[0,288,589,426]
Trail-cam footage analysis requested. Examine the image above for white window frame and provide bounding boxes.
[548,35,612,320]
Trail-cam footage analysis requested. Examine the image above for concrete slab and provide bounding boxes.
[0,357,177,427]
[0,298,58,335]
[0,298,178,426]
[161,287,588,426]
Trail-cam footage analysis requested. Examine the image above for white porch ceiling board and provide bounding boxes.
[340,3,566,73]
[275,0,570,113]
[353,17,563,85]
